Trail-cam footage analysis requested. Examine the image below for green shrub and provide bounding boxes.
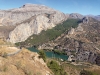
[47,60,67,75]
[38,50,46,62]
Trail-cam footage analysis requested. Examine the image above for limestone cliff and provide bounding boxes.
[8,15,55,43]
[0,3,67,43]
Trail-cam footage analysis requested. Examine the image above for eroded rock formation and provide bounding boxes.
[38,17,100,64]
[0,3,67,43]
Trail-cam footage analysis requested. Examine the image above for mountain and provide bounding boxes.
[68,13,84,19]
[93,15,100,21]
[69,13,100,21]
[38,17,100,65]
[0,3,100,75]
[0,3,100,44]
[0,3,67,43]
[87,15,100,21]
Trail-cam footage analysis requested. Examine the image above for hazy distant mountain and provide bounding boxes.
[87,15,100,21]
[69,13,100,21]
[68,13,84,19]
[94,15,100,21]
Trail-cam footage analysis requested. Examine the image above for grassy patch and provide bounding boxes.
[3,65,8,72]
[80,70,99,75]
[47,60,68,75]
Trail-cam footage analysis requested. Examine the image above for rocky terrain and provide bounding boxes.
[0,3,100,75]
[0,39,52,75]
[38,17,100,65]
[0,2,100,66]
[0,39,100,75]
[87,15,100,21]
[0,3,67,43]
[68,13,84,19]
[0,4,100,44]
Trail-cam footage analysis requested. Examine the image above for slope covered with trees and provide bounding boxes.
[16,19,80,47]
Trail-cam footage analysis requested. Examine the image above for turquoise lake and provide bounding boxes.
[28,47,68,60]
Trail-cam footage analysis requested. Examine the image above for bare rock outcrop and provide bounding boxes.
[68,13,84,19]
[0,3,68,43]
[0,4,67,25]
[8,15,55,43]
[39,17,100,64]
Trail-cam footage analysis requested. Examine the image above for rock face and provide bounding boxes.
[87,15,100,21]
[39,17,100,64]
[94,15,100,21]
[8,15,55,43]
[0,3,67,43]
[68,13,84,19]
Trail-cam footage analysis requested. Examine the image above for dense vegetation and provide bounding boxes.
[53,49,66,55]
[16,19,80,46]
[38,50,67,75]
[38,50,46,62]
[47,60,67,75]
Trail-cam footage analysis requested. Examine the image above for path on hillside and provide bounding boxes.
[7,47,22,56]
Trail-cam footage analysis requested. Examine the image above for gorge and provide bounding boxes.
[0,3,100,75]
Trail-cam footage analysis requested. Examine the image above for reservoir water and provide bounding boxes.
[28,47,68,60]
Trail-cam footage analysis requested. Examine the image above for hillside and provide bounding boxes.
[16,19,80,47]
[0,39,52,75]
[0,3,67,43]
[0,3,100,75]
[37,17,100,65]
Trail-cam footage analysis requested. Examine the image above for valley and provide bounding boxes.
[0,3,100,75]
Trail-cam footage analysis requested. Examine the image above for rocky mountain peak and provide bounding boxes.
[69,13,84,19]
[82,17,98,24]
[0,3,67,43]
[17,3,55,12]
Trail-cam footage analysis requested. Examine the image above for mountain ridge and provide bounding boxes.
[0,3,100,75]
[37,17,100,65]
[0,4,67,43]
[0,3,100,44]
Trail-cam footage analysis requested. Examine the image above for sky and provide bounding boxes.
[0,0,100,15]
